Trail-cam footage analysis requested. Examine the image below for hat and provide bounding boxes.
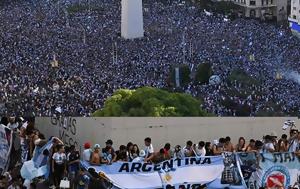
[105,139,113,145]
[270,131,277,138]
[84,142,91,149]
[94,144,100,149]
[139,150,146,157]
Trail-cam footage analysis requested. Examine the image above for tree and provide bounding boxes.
[93,87,209,117]
[195,63,213,84]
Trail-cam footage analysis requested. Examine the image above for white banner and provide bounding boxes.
[0,125,12,174]
[82,156,224,189]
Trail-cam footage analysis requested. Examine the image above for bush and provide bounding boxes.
[195,63,213,84]
[93,87,209,117]
[169,65,191,87]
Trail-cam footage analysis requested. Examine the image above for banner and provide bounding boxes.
[236,152,258,188]
[0,124,13,175]
[21,138,54,185]
[82,156,224,189]
[248,153,300,188]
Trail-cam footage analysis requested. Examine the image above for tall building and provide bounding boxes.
[121,0,144,39]
[289,0,300,37]
[226,0,288,22]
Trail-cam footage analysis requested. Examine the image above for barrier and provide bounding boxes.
[35,117,300,154]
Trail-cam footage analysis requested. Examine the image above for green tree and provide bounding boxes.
[93,87,209,117]
[195,63,213,84]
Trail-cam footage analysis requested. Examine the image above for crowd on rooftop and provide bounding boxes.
[1,0,300,116]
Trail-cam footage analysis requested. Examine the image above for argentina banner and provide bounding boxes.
[81,156,224,189]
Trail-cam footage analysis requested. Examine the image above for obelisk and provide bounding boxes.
[121,0,144,39]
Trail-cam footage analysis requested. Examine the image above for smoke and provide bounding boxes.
[283,71,300,85]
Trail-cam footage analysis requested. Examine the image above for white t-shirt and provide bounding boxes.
[195,145,206,157]
[52,152,66,165]
[82,149,92,161]
[8,123,18,129]
[263,143,275,153]
[289,139,299,152]
[144,144,154,158]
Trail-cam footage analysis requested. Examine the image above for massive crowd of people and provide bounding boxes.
[0,0,300,116]
[1,116,300,189]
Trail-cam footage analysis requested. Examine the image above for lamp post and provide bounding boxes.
[78,24,86,44]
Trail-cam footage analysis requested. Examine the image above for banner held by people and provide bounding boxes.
[249,152,300,188]
[81,156,224,189]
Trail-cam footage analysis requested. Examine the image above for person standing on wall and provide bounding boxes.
[67,145,80,189]
[52,144,67,188]
[144,137,154,162]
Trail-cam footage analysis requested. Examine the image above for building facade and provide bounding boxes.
[218,0,288,22]
[289,0,300,37]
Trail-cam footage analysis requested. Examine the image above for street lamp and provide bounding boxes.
[78,24,86,44]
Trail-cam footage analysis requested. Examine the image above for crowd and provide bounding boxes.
[82,130,300,166]
[1,116,300,189]
[0,0,300,116]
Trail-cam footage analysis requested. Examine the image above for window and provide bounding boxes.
[293,15,297,19]
[250,9,256,17]
[293,7,297,10]
[250,0,256,5]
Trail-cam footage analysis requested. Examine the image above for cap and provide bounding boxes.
[105,139,113,145]
[94,144,100,149]
[139,150,146,157]
[270,131,277,138]
[84,142,91,149]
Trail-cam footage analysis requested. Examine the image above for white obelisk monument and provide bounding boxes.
[121,0,144,39]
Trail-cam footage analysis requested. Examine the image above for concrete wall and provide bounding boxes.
[35,117,300,153]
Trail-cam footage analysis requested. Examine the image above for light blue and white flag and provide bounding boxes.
[81,156,224,189]
[21,138,54,185]
[0,124,13,175]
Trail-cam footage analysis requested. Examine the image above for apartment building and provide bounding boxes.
[215,0,288,22]
[289,0,300,37]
